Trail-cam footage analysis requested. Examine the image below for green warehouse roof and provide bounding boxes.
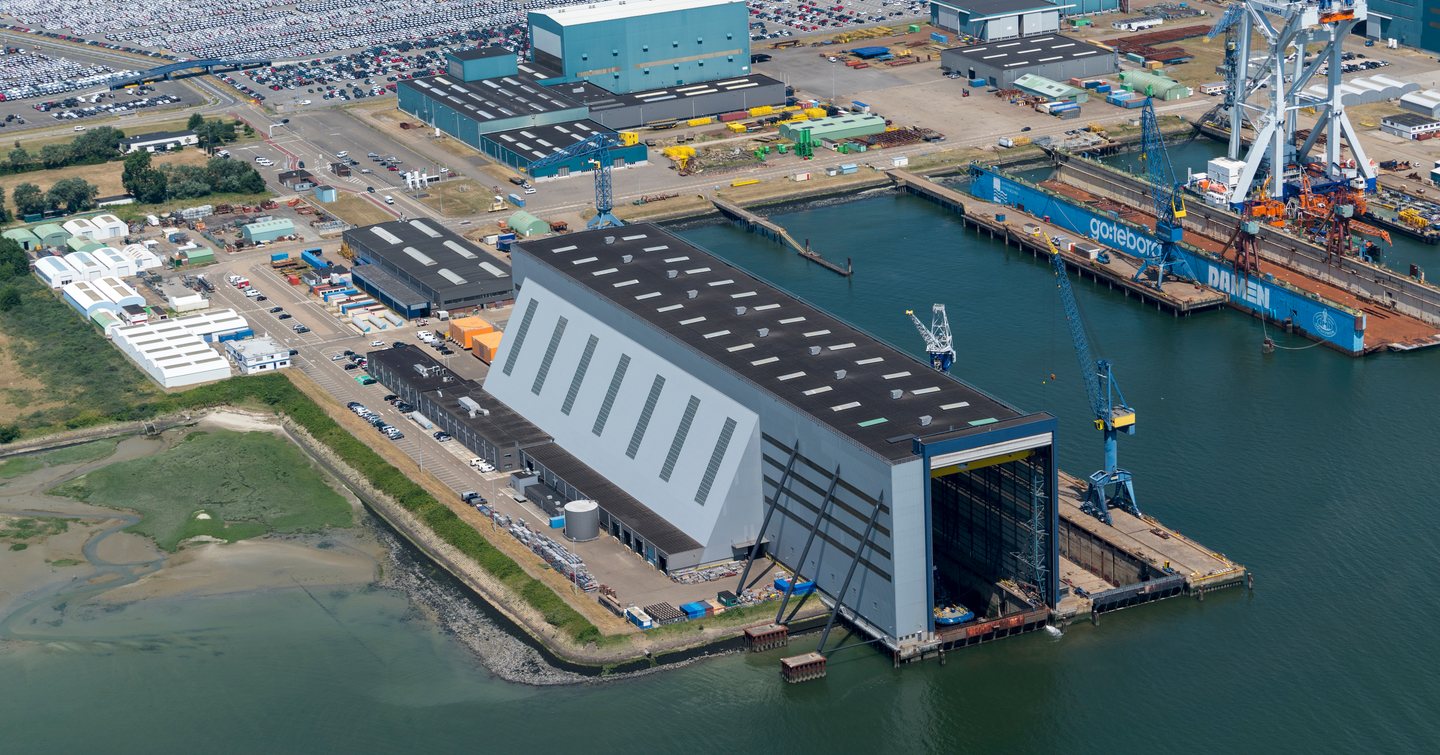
[33,223,67,240]
[779,113,887,143]
[507,211,550,238]
[243,218,295,233]
[2,228,40,247]
[1013,73,1089,103]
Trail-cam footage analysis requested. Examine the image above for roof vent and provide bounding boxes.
[667,269,678,279]
[890,389,903,399]
[621,254,633,263]
[686,289,697,299]
[834,369,846,380]
[735,306,747,315]
[919,415,933,427]
[808,345,821,356]
[604,235,615,244]
[757,327,769,337]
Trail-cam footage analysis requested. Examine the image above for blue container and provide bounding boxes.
[548,515,565,529]
[269,251,289,262]
[930,32,948,44]
[1095,84,1112,94]
[969,78,986,88]
[679,602,707,618]
[508,193,524,207]
[773,577,815,596]
[996,213,1006,222]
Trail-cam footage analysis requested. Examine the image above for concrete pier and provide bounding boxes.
[712,198,852,276]
[887,169,1228,316]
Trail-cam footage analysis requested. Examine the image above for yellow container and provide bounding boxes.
[804,107,828,119]
[748,105,774,117]
[618,131,640,146]
[686,117,713,127]
[731,178,760,187]
[727,122,747,133]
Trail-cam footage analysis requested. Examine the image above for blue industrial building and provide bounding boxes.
[1366,1,1440,54]
[930,0,1064,40]
[527,0,751,94]
[480,119,646,178]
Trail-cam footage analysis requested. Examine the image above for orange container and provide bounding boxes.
[448,315,495,349]
[471,330,503,363]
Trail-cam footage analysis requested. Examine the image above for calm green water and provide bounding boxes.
[4,189,1439,753]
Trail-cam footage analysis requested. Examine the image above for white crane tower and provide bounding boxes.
[905,304,956,373]
[1219,0,1375,206]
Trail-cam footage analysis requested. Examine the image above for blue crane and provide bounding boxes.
[527,132,625,229]
[905,304,956,372]
[1044,236,1139,524]
[1135,100,1195,290]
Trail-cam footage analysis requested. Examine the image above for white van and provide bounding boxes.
[384,195,394,205]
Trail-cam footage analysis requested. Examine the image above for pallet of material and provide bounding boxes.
[643,602,687,625]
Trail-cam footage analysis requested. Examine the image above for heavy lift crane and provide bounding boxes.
[1136,100,1195,291]
[527,131,629,229]
[1045,236,1140,524]
[905,304,956,372]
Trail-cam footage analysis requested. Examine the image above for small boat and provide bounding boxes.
[933,604,974,626]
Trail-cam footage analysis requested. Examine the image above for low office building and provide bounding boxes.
[343,219,514,315]
[1380,112,1440,140]
[120,130,199,153]
[364,346,553,472]
[226,337,292,374]
[941,33,1117,88]
[482,225,1059,648]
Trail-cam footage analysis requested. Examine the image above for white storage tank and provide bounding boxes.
[563,500,600,542]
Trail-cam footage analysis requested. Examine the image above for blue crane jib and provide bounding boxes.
[1135,100,1195,290]
[1045,237,1140,525]
[528,131,625,230]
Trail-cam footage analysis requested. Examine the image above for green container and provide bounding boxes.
[908,24,921,33]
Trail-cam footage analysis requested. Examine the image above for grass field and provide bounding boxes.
[325,191,395,226]
[0,148,210,203]
[0,439,119,480]
[418,178,502,217]
[50,429,353,551]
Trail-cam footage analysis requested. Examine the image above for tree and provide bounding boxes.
[0,285,20,312]
[0,238,27,281]
[204,157,265,194]
[194,119,237,151]
[131,168,168,204]
[39,143,71,169]
[122,150,153,195]
[69,127,125,163]
[45,177,98,213]
[8,144,29,169]
[12,182,44,216]
[187,113,205,131]
[0,189,8,224]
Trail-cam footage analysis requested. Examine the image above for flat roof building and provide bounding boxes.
[941,33,1117,89]
[343,219,514,313]
[120,130,199,154]
[242,218,295,244]
[577,73,787,130]
[226,337,292,374]
[479,119,646,178]
[484,225,1060,649]
[528,0,751,95]
[1380,112,1440,140]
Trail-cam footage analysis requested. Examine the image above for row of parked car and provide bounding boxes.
[347,402,404,441]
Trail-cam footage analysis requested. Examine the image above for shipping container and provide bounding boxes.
[748,105,774,117]
[301,250,330,270]
[838,163,859,175]
[448,315,495,348]
[718,110,748,122]
[969,78,986,88]
[625,607,654,630]
[269,251,289,262]
[507,193,524,208]
[472,330,503,363]
[686,117,712,127]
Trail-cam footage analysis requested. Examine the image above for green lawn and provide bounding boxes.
[50,430,352,551]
